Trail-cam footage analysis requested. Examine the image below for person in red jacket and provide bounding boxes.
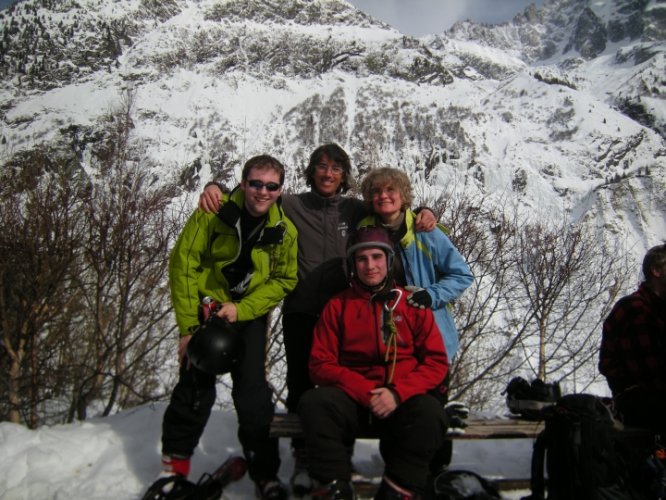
[599,242,666,435]
[298,226,449,500]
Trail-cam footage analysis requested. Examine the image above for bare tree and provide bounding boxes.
[67,90,183,419]
[512,218,631,389]
[433,193,532,406]
[0,90,186,426]
[266,310,288,408]
[0,159,84,426]
[69,171,181,418]
[417,186,632,410]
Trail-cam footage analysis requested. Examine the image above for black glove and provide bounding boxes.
[405,286,432,309]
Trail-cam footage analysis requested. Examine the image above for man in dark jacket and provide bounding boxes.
[298,227,449,500]
[599,242,666,434]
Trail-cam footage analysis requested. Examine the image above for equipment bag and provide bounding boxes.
[524,393,646,500]
[504,377,561,421]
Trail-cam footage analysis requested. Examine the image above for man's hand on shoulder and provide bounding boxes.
[199,183,223,213]
[414,208,436,232]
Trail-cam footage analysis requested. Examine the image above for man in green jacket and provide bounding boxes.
[160,155,298,500]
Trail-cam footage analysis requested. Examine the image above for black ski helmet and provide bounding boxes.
[346,226,395,285]
[187,317,243,375]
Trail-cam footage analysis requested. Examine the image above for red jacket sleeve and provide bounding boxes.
[309,297,378,407]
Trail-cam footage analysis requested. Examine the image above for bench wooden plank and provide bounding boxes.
[270,413,544,440]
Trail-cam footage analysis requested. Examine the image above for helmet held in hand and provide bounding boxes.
[187,317,243,374]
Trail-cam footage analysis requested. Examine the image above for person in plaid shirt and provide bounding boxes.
[599,243,666,433]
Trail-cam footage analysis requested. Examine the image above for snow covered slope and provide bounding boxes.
[1,0,663,264]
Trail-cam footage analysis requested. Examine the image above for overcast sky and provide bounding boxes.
[0,0,546,36]
[349,0,546,36]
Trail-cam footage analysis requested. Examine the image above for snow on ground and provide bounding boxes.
[0,403,534,499]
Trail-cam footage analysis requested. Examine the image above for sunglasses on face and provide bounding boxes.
[247,179,282,192]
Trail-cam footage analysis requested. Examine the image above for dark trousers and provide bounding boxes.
[298,386,448,494]
[616,387,666,436]
[162,317,280,482]
[429,372,452,472]
[283,312,318,450]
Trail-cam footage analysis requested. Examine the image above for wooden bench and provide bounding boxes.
[271,413,657,497]
[270,412,544,440]
[271,412,543,494]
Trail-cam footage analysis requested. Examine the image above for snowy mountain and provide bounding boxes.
[0,0,665,404]
[0,0,664,258]
[0,1,664,495]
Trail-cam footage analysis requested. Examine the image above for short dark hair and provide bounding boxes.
[241,155,285,185]
[304,144,353,194]
[643,242,666,282]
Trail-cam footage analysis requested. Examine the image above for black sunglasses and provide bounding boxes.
[247,179,282,192]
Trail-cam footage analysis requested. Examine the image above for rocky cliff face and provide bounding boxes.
[0,0,664,257]
[449,0,662,61]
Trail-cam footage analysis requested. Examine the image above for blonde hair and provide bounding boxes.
[360,167,413,210]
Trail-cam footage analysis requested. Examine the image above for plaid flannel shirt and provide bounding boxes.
[599,283,666,395]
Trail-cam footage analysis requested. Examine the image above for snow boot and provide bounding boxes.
[142,454,193,499]
[141,475,196,500]
[290,446,313,497]
[504,377,561,420]
[374,476,419,500]
[142,455,246,500]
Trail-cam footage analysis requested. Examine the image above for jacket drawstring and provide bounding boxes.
[381,288,403,385]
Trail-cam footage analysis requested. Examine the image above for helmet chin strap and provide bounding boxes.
[356,275,390,293]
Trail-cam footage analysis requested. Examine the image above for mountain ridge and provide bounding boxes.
[0,0,664,257]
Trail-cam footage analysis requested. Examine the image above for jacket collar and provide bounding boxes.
[307,188,342,206]
[364,210,416,246]
[350,277,398,300]
[639,282,666,308]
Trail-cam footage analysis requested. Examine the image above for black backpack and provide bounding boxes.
[524,393,647,500]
